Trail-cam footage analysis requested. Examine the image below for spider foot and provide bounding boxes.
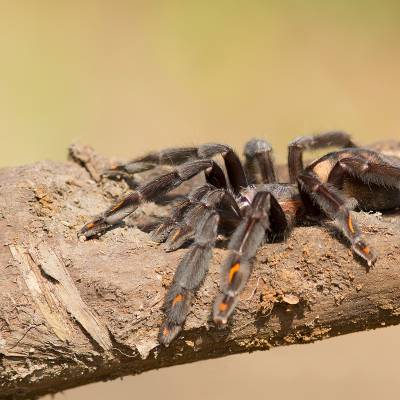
[159,321,182,347]
[164,225,194,252]
[149,223,173,243]
[78,217,112,240]
[102,161,154,179]
[352,239,377,267]
[213,294,237,326]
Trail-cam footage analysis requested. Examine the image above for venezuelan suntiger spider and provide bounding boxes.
[78,131,400,346]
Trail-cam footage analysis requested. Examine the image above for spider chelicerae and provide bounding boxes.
[79,131,400,346]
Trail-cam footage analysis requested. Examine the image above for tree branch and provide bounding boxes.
[1,141,400,399]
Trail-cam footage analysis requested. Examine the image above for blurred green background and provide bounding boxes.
[2,1,400,399]
[1,1,399,167]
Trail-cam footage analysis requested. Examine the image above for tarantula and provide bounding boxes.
[79,132,400,346]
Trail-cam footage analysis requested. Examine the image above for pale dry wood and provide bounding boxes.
[0,141,400,399]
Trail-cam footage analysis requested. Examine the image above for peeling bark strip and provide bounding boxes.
[9,243,112,351]
[0,141,400,399]
[9,245,74,343]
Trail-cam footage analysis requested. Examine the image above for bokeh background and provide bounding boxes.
[1,1,400,399]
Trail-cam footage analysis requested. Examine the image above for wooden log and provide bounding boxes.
[1,141,400,399]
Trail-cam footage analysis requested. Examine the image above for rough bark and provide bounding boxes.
[1,141,400,399]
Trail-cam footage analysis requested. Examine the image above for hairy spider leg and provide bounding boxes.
[163,187,239,252]
[79,159,215,238]
[151,161,230,243]
[328,155,400,191]
[104,143,247,194]
[267,192,291,240]
[151,183,241,245]
[288,131,356,183]
[327,153,400,215]
[105,147,199,178]
[244,138,277,184]
[159,211,220,346]
[213,191,282,324]
[151,184,216,243]
[204,161,227,189]
[298,171,376,266]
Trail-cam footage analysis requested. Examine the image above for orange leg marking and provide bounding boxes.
[362,246,370,255]
[162,327,170,337]
[110,201,124,212]
[172,294,183,306]
[348,215,355,234]
[170,229,182,243]
[228,263,240,283]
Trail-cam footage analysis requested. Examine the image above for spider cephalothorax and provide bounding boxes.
[78,132,400,346]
